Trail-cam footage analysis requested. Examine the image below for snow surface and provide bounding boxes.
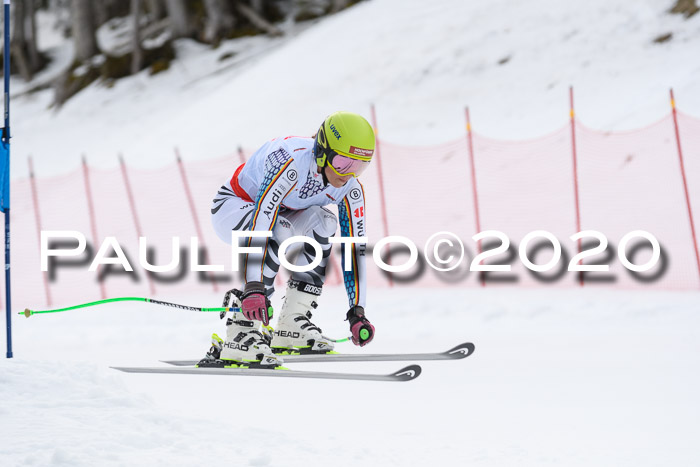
[10,0,700,177]
[2,288,699,466]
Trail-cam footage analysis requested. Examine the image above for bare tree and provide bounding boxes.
[131,0,143,74]
[250,0,264,14]
[234,1,283,36]
[164,0,192,38]
[9,0,47,81]
[71,0,99,61]
[330,0,351,13]
[203,0,235,44]
[93,0,109,27]
[25,0,43,72]
[10,0,33,81]
[146,0,165,21]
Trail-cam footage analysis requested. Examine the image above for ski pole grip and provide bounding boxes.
[355,324,374,345]
[359,327,371,342]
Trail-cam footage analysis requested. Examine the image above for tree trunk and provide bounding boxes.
[93,0,109,27]
[146,0,165,20]
[26,0,43,72]
[330,0,351,13]
[131,0,143,74]
[164,0,191,38]
[10,0,33,81]
[203,0,234,44]
[250,0,264,14]
[234,1,283,36]
[71,0,99,61]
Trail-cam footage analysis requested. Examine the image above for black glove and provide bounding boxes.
[347,306,375,347]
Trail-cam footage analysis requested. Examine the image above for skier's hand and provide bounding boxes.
[347,306,374,347]
[241,281,272,325]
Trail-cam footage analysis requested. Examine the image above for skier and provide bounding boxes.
[199,111,376,368]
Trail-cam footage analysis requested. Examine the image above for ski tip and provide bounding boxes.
[391,364,422,381]
[445,342,476,359]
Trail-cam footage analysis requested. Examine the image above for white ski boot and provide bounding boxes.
[271,280,334,354]
[218,312,283,368]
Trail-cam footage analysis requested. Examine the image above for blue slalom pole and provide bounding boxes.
[3,0,12,358]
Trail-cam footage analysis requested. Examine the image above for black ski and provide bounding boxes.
[162,342,475,366]
[111,364,422,382]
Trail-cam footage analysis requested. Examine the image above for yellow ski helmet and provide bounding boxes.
[314,111,375,178]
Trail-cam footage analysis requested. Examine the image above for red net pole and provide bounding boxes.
[569,87,583,286]
[82,156,107,299]
[464,107,484,287]
[119,154,156,296]
[670,89,700,287]
[175,147,219,293]
[370,104,393,287]
[28,157,52,307]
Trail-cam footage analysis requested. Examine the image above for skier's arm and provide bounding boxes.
[243,148,299,285]
[338,183,374,346]
[337,182,368,309]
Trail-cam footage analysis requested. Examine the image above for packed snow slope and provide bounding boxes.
[2,288,699,466]
[12,0,700,176]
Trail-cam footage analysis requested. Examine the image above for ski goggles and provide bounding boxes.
[327,151,372,178]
